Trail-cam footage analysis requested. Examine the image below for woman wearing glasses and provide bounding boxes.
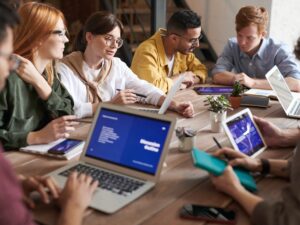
[57,11,194,119]
[0,2,77,150]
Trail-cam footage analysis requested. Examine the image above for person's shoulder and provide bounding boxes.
[265,37,291,53]
[227,37,238,47]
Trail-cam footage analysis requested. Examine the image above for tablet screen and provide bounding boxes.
[226,112,265,156]
[194,87,233,94]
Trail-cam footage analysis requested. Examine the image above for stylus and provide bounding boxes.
[116,89,147,98]
[213,137,222,149]
[213,137,230,161]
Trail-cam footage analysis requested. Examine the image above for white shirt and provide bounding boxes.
[167,55,175,77]
[57,57,164,118]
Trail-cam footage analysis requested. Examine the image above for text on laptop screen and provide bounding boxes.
[227,113,264,156]
[85,108,171,175]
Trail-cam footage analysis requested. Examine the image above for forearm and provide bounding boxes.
[268,160,290,178]
[251,79,272,89]
[32,78,52,100]
[57,203,84,225]
[213,72,236,85]
[231,187,263,215]
[279,128,300,147]
[285,77,300,92]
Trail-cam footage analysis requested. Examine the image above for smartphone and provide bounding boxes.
[180,204,236,224]
[48,139,82,155]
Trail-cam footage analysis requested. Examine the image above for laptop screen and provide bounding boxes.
[226,112,264,156]
[85,108,171,175]
[267,67,293,111]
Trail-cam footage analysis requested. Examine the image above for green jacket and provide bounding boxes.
[0,71,74,150]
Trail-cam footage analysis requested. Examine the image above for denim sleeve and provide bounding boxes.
[211,40,235,75]
[275,44,300,79]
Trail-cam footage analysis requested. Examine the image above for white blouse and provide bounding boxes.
[57,57,164,118]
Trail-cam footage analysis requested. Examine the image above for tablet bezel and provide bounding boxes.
[222,108,267,158]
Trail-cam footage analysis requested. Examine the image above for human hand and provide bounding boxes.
[235,72,255,88]
[180,71,196,88]
[21,176,61,208]
[15,55,44,85]
[213,147,261,172]
[174,101,194,118]
[111,89,138,104]
[27,115,79,145]
[210,166,245,196]
[253,116,287,147]
[59,172,98,213]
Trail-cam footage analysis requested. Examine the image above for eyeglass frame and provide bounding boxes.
[172,33,203,46]
[0,52,20,71]
[100,34,124,49]
[50,29,69,39]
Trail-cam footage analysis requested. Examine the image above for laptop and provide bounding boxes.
[266,65,300,118]
[133,74,185,114]
[48,103,176,213]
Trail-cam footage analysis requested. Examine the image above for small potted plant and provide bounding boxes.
[229,81,244,109]
[204,95,232,132]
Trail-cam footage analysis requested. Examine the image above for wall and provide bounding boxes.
[185,0,275,55]
[269,0,300,54]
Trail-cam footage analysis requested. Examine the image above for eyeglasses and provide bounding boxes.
[173,33,203,46]
[0,52,20,71]
[51,29,69,38]
[103,34,123,49]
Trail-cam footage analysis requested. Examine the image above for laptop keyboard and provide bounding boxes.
[59,164,145,196]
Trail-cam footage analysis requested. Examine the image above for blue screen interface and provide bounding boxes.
[227,113,264,156]
[85,108,171,175]
[194,87,233,94]
[48,139,82,153]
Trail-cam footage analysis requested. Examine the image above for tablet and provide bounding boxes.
[194,87,233,95]
[222,108,267,157]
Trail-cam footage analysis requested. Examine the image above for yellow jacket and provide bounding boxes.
[131,29,207,93]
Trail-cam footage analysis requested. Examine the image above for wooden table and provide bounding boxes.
[5,87,297,225]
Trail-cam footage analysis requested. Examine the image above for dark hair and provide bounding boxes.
[235,6,268,33]
[74,11,123,52]
[294,37,300,60]
[0,1,19,42]
[167,10,201,35]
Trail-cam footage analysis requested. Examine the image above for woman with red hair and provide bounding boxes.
[0,2,77,150]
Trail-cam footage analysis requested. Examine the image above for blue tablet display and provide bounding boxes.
[194,87,233,94]
[226,113,264,156]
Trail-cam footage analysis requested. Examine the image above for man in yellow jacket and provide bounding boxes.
[131,10,207,93]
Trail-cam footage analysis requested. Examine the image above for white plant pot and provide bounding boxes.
[210,111,227,133]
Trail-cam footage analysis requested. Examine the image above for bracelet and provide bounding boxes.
[260,158,270,175]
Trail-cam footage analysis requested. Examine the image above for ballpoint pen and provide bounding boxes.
[116,89,147,98]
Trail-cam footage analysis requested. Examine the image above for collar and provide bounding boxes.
[239,38,267,60]
[152,28,169,67]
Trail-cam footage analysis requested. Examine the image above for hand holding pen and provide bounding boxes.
[111,89,145,104]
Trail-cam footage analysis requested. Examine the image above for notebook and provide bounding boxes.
[222,108,267,158]
[192,148,257,192]
[266,65,300,118]
[48,103,176,213]
[131,74,185,114]
[20,138,84,160]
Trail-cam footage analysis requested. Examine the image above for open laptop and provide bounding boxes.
[266,65,300,118]
[48,103,176,213]
[134,74,185,114]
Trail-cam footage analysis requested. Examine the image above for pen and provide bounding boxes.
[116,89,147,98]
[213,137,230,161]
[212,136,222,149]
